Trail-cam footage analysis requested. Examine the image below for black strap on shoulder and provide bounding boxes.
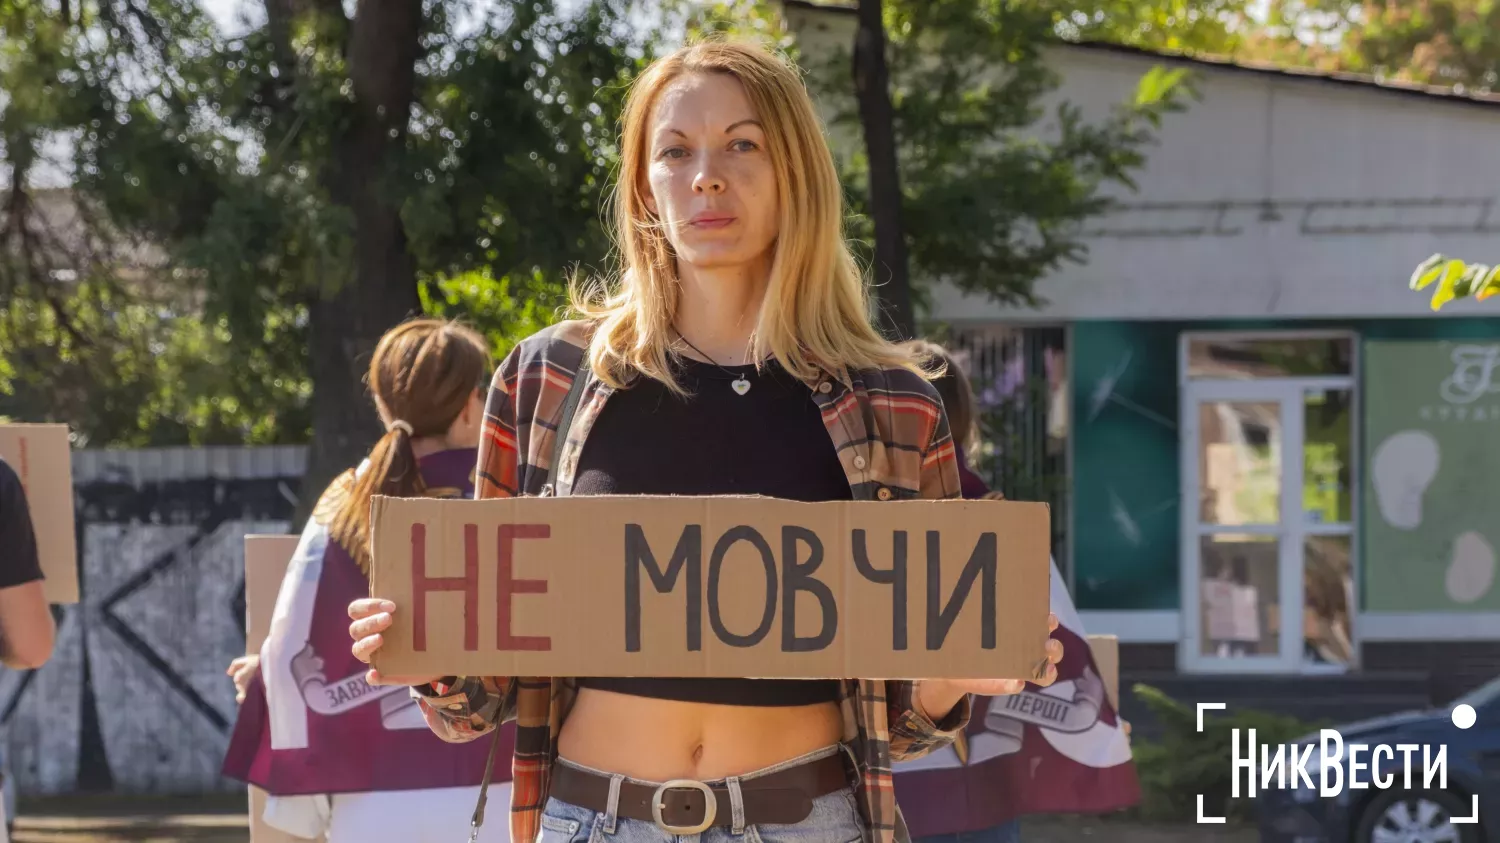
[546,362,590,491]
[467,361,589,840]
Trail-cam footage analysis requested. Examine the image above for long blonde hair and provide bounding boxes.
[571,37,922,392]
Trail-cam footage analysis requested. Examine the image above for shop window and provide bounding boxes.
[1187,336,1353,380]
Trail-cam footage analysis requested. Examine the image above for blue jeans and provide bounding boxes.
[537,746,865,843]
[914,820,1022,843]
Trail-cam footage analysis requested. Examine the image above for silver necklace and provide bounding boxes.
[676,334,754,396]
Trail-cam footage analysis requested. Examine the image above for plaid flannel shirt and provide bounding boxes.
[411,320,973,843]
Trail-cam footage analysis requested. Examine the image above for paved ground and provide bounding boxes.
[7,797,1261,843]
[11,796,247,843]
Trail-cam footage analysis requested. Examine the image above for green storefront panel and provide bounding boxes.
[1070,316,1500,613]
[1071,321,1182,610]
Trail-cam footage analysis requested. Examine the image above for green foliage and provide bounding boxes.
[0,282,310,447]
[1054,0,1251,54]
[805,0,1197,312]
[0,0,1223,447]
[1411,253,1500,311]
[674,0,798,53]
[1,0,654,447]
[419,268,565,361]
[1340,0,1500,88]
[1236,0,1500,90]
[1127,683,1330,822]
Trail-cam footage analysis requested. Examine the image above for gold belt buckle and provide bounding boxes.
[651,779,717,835]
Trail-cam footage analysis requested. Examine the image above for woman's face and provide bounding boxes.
[644,72,780,275]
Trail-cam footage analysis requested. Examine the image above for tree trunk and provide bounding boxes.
[284,0,425,526]
[852,0,915,341]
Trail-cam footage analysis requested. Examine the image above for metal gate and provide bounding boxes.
[947,325,1070,581]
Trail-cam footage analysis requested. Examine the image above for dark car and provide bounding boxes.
[1258,676,1500,843]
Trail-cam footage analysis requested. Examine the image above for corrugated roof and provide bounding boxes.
[72,445,308,485]
[778,0,1500,110]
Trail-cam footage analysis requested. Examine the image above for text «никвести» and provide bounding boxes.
[1192,702,1480,824]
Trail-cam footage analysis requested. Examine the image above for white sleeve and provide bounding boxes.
[262,513,330,751]
[262,794,332,839]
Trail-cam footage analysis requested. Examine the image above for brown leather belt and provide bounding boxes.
[549,752,852,834]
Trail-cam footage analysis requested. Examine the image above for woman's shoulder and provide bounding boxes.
[845,362,951,456]
[510,319,595,358]
[500,319,596,376]
[310,467,357,526]
[849,361,944,406]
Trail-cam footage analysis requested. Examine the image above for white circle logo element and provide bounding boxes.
[1453,704,1477,730]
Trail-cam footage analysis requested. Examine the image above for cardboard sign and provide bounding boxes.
[1086,634,1120,711]
[243,534,323,843]
[0,424,79,604]
[246,536,300,653]
[369,495,1052,680]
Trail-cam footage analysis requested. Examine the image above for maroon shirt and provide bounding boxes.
[222,448,514,795]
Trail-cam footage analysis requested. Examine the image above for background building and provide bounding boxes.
[782,0,1500,727]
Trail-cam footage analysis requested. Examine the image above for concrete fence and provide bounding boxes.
[0,446,308,796]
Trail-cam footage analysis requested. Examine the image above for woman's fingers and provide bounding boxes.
[351,633,383,665]
[348,612,394,642]
[348,598,396,620]
[366,669,442,688]
[1037,662,1058,687]
[1046,638,1064,664]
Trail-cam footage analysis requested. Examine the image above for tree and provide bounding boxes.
[190,0,651,514]
[852,0,915,339]
[0,0,302,446]
[1237,0,1500,89]
[1056,0,1250,54]
[1,0,652,518]
[801,0,1193,320]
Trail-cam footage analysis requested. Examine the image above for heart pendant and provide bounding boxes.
[731,377,751,396]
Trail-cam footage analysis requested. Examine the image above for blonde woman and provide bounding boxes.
[347,39,1063,843]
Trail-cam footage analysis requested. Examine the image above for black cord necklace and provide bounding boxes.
[674,333,754,396]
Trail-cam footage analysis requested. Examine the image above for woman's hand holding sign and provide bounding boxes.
[915,612,1064,723]
[348,597,442,687]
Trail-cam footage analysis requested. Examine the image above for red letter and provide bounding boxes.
[498,524,551,651]
[410,523,480,652]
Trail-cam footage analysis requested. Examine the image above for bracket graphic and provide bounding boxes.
[1453,794,1480,825]
[1197,703,1228,823]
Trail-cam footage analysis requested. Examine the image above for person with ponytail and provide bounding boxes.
[222,317,515,843]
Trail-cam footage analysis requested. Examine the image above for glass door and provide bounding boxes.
[1182,379,1357,673]
[1182,381,1301,672]
[1299,384,1357,673]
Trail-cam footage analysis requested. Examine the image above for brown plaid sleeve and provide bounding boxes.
[412,676,512,742]
[884,680,971,761]
[918,383,963,502]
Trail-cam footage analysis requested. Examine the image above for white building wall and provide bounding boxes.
[779,3,1500,323]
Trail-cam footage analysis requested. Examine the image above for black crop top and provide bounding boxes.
[570,354,849,707]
